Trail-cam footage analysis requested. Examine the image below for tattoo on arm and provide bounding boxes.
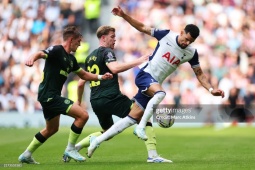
[194,67,211,89]
[194,67,203,76]
[144,27,151,35]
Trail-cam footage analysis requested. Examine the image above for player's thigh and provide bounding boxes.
[41,96,73,121]
[91,99,114,130]
[68,102,88,120]
[111,94,132,118]
[128,102,143,121]
[147,83,164,96]
[96,113,114,131]
[135,70,164,96]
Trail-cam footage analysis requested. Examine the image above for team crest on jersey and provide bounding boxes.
[64,99,70,104]
[181,53,186,59]
[107,52,115,61]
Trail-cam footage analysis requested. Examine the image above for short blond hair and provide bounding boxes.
[96,26,115,39]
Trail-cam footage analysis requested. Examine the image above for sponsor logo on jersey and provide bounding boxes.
[162,52,180,66]
[166,42,172,46]
[107,52,115,61]
[45,46,54,53]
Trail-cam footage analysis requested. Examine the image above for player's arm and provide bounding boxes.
[107,54,149,74]
[76,69,113,81]
[77,79,86,106]
[25,51,47,67]
[112,6,152,36]
[193,66,224,98]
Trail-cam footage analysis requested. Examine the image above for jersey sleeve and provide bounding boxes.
[188,50,200,68]
[70,54,82,73]
[103,49,116,64]
[152,28,170,41]
[42,46,55,58]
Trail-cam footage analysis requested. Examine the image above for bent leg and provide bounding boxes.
[66,103,89,150]
[75,131,103,151]
[19,116,60,164]
[138,89,166,128]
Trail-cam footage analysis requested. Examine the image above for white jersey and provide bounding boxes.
[143,28,200,84]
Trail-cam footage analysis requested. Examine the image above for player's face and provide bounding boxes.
[70,36,82,52]
[178,31,195,48]
[105,31,116,49]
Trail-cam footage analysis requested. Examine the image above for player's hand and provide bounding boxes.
[102,72,113,80]
[211,89,225,98]
[138,54,150,64]
[112,6,124,17]
[25,57,34,67]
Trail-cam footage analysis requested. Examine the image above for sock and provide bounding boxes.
[96,116,137,144]
[144,124,158,158]
[24,132,46,157]
[66,123,83,151]
[138,91,166,128]
[75,131,102,151]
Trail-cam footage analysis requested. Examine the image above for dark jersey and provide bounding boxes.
[84,47,120,100]
[38,45,81,102]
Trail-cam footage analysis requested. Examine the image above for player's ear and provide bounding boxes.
[180,30,184,36]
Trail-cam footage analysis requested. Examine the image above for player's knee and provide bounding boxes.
[47,127,59,136]
[80,110,89,122]
[154,91,166,102]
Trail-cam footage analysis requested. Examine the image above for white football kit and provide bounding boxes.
[133,28,200,109]
[144,28,200,84]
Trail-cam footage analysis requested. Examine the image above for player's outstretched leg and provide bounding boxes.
[147,156,173,163]
[18,153,40,164]
[63,149,86,162]
[87,136,100,158]
[133,126,148,141]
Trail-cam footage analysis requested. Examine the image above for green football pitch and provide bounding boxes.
[0,126,254,170]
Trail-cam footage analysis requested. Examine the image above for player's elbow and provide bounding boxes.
[110,69,119,74]
[109,67,121,74]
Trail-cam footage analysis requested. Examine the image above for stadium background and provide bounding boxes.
[0,0,255,127]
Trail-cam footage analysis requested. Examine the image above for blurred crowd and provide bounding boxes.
[0,0,101,113]
[0,0,255,118]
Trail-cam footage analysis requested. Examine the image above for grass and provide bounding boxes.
[0,125,254,170]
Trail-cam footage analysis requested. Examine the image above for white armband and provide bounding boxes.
[97,75,103,80]
[209,88,213,93]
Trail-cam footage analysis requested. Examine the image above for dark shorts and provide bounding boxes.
[91,94,132,130]
[40,96,73,121]
[133,70,158,110]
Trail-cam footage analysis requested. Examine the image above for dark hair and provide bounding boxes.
[63,26,82,41]
[184,24,200,39]
[96,26,115,38]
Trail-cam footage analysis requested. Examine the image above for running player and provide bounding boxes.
[18,26,112,164]
[87,6,224,160]
[64,25,172,163]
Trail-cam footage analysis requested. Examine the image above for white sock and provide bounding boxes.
[148,150,158,158]
[23,150,32,157]
[138,91,166,128]
[96,116,137,144]
[75,144,82,151]
[66,142,75,151]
